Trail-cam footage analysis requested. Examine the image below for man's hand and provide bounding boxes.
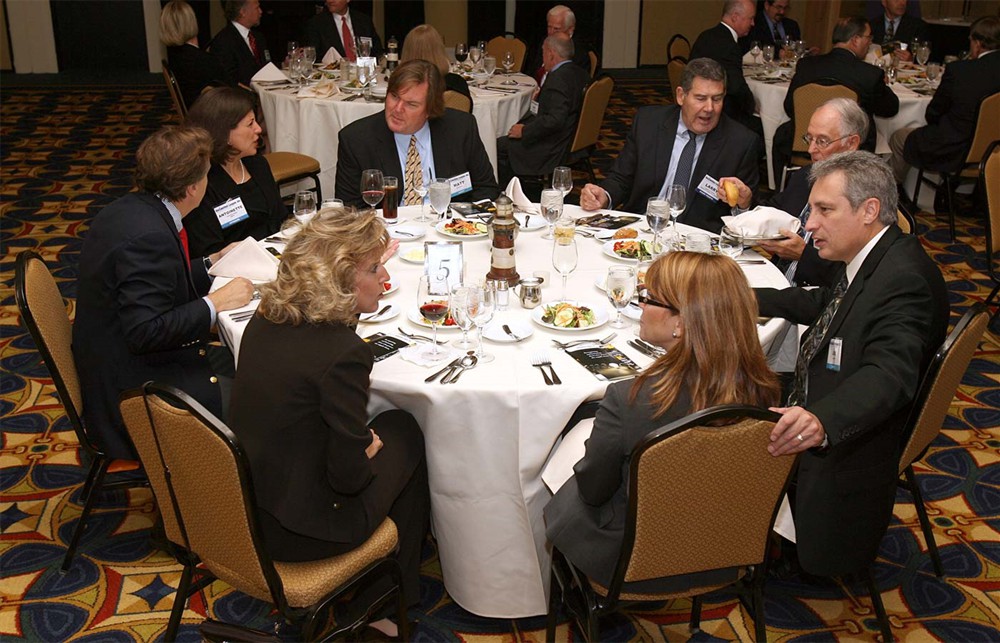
[208,241,242,266]
[381,239,400,264]
[758,228,806,261]
[365,429,383,459]
[716,177,752,209]
[508,123,524,139]
[207,277,255,312]
[580,183,609,211]
[767,406,826,455]
[896,48,913,62]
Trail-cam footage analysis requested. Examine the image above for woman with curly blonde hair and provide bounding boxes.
[230,209,428,638]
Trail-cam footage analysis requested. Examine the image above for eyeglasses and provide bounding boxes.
[637,288,678,312]
[802,133,852,150]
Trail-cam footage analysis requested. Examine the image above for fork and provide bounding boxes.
[551,332,617,350]
[531,352,562,385]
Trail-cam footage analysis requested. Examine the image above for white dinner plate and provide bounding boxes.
[357,303,400,324]
[339,83,366,94]
[602,239,657,262]
[481,320,535,343]
[435,219,488,239]
[513,212,546,231]
[388,224,425,241]
[590,228,618,241]
[531,300,609,332]
[370,85,387,98]
[399,248,425,264]
[405,307,462,330]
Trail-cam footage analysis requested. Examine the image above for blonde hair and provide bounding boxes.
[160,0,198,47]
[401,24,451,76]
[257,209,389,326]
[632,252,780,417]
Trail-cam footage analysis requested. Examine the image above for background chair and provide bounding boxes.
[911,93,999,241]
[982,140,1000,314]
[14,250,146,573]
[587,50,599,79]
[161,59,187,119]
[897,208,916,235]
[135,382,407,642]
[784,82,859,186]
[667,33,690,63]
[546,405,796,642]
[896,304,990,578]
[667,58,685,94]
[486,34,527,72]
[443,89,472,113]
[564,76,614,183]
[263,151,323,203]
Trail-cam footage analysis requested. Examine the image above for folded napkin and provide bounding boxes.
[722,206,801,238]
[251,62,289,83]
[208,237,279,281]
[742,50,756,65]
[398,345,461,367]
[321,46,342,64]
[297,79,339,99]
[504,177,533,209]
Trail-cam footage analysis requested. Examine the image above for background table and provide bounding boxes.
[254,76,536,197]
[218,205,792,617]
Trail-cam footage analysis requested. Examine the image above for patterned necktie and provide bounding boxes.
[248,31,262,64]
[885,19,895,43]
[403,136,423,205]
[787,273,849,406]
[782,203,811,283]
[673,130,697,191]
[341,17,356,61]
[177,227,191,268]
[772,22,782,44]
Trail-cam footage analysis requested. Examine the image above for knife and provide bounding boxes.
[628,340,661,359]
[425,358,462,383]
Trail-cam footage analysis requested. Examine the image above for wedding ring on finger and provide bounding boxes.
[797,433,804,442]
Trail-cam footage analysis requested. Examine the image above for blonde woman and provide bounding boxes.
[159,0,232,109]
[401,24,472,106]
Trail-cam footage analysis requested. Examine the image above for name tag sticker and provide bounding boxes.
[696,175,720,202]
[529,100,539,115]
[826,337,843,372]
[449,172,473,197]
[213,197,250,230]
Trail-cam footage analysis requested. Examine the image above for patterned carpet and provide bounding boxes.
[1,79,999,642]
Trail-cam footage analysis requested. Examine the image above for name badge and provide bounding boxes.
[529,100,539,116]
[213,197,250,230]
[449,172,473,197]
[826,337,843,372]
[695,175,720,202]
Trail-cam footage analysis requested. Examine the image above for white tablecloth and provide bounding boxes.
[253,76,536,197]
[217,204,792,617]
[747,69,932,188]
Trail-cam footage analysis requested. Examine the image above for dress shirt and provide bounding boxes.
[763,14,786,41]
[393,121,435,186]
[657,119,707,197]
[163,196,217,324]
[720,21,738,42]
[845,225,890,286]
[232,21,253,54]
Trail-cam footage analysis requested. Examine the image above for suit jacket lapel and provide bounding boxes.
[374,117,405,181]
[654,108,680,191]
[690,116,726,190]
[146,193,199,298]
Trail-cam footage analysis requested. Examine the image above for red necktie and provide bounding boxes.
[178,227,191,268]
[341,18,356,61]
[534,64,546,84]
[248,31,262,64]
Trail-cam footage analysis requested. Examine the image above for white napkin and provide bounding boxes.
[208,237,279,281]
[742,50,756,65]
[722,206,801,237]
[251,62,290,83]
[297,79,339,99]
[541,417,593,493]
[398,345,461,367]
[504,177,533,210]
[321,47,342,64]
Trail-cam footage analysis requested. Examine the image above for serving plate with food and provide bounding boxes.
[435,219,488,239]
[531,301,608,331]
[603,239,658,262]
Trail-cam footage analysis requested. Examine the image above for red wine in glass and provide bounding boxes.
[362,190,384,207]
[419,302,449,324]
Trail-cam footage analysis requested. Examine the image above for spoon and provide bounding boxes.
[443,352,477,384]
[502,324,523,342]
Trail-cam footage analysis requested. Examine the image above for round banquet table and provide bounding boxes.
[217,204,793,618]
[253,75,536,197]
[746,67,933,189]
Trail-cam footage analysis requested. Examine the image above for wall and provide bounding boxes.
[5,0,58,73]
[426,0,468,46]
[639,0,719,66]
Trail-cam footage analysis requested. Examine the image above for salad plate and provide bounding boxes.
[531,301,609,332]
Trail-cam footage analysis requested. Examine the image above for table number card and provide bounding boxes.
[424,241,463,295]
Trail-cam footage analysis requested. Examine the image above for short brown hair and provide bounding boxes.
[387,59,445,119]
[832,16,870,45]
[159,0,198,47]
[970,15,1000,51]
[681,57,727,92]
[185,86,258,164]
[134,125,212,201]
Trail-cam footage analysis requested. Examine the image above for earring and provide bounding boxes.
[672,328,680,338]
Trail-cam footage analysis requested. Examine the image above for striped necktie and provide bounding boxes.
[783,203,811,283]
[787,273,849,406]
[673,130,697,190]
[403,136,423,205]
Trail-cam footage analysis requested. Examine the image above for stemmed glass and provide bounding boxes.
[285,41,299,69]
[477,40,488,68]
[469,45,482,70]
[471,283,496,363]
[749,40,762,66]
[455,42,468,69]
[606,266,636,329]
[926,63,942,83]
[501,51,516,84]
[483,56,497,76]
[416,275,450,363]
[428,179,452,220]
[552,234,578,301]
[293,190,317,224]
[666,184,686,233]
[719,227,744,259]
[451,285,477,349]
[361,169,384,212]
[302,46,316,68]
[762,45,775,67]
[552,166,573,198]
[540,188,563,240]
[916,43,931,66]
[646,197,670,256]
[412,172,432,222]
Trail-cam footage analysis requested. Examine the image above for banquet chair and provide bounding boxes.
[897,208,916,235]
[136,382,407,642]
[486,35,527,72]
[667,58,685,94]
[895,304,989,578]
[981,140,1000,310]
[161,59,187,119]
[587,50,599,79]
[667,33,690,63]
[14,250,147,573]
[443,89,472,113]
[911,93,999,241]
[545,405,796,643]
[564,75,614,183]
[263,151,323,203]
[783,82,858,186]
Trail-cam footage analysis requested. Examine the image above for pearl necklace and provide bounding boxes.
[228,160,247,184]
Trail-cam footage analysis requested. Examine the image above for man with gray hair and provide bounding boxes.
[690,0,759,131]
[719,97,869,286]
[755,150,948,580]
[580,57,759,233]
[522,5,592,83]
[209,0,269,86]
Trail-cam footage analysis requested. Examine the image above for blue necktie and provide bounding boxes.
[673,130,697,190]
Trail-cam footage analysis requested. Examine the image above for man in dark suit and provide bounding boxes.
[72,126,254,460]
[497,33,589,186]
[304,0,382,62]
[336,60,499,207]
[756,151,948,577]
[741,0,802,54]
[720,98,868,288]
[209,0,270,86]
[522,5,592,83]
[579,58,759,234]
[890,16,1000,184]
[690,0,758,132]
[870,0,929,62]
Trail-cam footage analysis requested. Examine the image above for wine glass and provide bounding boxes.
[285,41,299,69]
[606,266,636,329]
[540,188,563,240]
[293,190,317,224]
[666,184,686,233]
[926,63,942,83]
[762,45,775,66]
[412,172,432,222]
[749,40,762,66]
[916,43,931,66]
[471,283,496,363]
[501,51,516,84]
[428,178,452,220]
[361,169,384,211]
[552,166,573,198]
[469,46,482,70]
[357,37,372,58]
[483,56,497,76]
[477,40,488,67]
[455,42,468,68]
[451,285,477,349]
[719,227,744,259]
[552,235,578,301]
[646,197,670,256]
[416,275,450,363]
[302,46,316,67]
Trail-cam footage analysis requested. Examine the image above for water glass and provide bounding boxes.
[413,174,432,222]
[762,45,775,65]
[606,266,636,328]
[293,190,317,224]
[916,43,930,66]
[666,184,686,232]
[646,197,670,255]
[540,188,563,240]
[552,236,578,301]
[483,56,497,75]
[320,198,344,211]
[750,41,761,66]
[451,285,477,349]
[428,179,452,219]
[719,228,744,259]
[686,232,712,254]
[926,63,942,83]
[552,166,573,197]
[471,283,496,363]
[469,46,482,68]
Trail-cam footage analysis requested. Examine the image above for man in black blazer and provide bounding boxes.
[304,0,382,62]
[690,0,758,131]
[209,0,270,87]
[521,5,592,83]
[336,60,499,207]
[870,0,929,61]
[756,151,948,577]
[890,16,1000,182]
[741,0,802,54]
[72,126,254,460]
[497,33,590,185]
[580,58,759,234]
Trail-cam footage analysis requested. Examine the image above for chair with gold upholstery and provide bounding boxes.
[979,140,1000,309]
[545,405,796,642]
[135,382,406,642]
[587,50,599,78]
[783,82,859,187]
[443,89,473,113]
[667,33,691,63]
[896,304,990,578]
[263,151,323,203]
[162,59,187,119]
[565,75,614,183]
[14,250,147,573]
[486,35,528,72]
[897,208,916,235]
[667,58,685,94]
